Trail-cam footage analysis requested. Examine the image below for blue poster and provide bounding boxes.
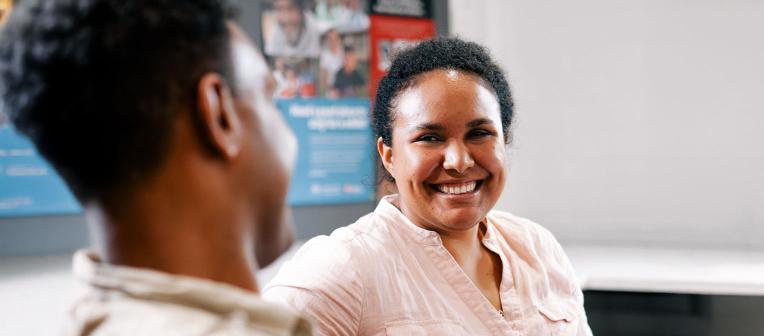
[0,125,81,217]
[277,98,376,206]
[0,97,376,216]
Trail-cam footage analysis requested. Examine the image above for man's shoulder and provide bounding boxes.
[66,294,311,336]
[66,295,219,335]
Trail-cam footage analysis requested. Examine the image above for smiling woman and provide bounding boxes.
[264,38,593,336]
[378,68,507,236]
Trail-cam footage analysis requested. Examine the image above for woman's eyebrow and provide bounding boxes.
[467,118,494,128]
[413,122,445,131]
[410,119,494,131]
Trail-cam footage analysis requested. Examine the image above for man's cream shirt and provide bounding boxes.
[64,251,314,335]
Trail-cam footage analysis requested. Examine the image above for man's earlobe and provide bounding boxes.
[197,72,243,160]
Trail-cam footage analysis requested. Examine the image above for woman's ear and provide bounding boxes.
[196,72,243,160]
[377,137,394,178]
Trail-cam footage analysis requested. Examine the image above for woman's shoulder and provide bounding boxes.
[486,210,570,262]
[264,211,390,290]
[263,217,378,335]
[486,210,582,298]
[487,210,556,240]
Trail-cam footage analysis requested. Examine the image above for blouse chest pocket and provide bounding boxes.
[384,319,471,336]
[537,296,585,335]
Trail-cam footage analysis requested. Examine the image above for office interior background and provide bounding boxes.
[1,0,763,335]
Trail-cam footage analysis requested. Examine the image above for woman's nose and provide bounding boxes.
[443,141,475,173]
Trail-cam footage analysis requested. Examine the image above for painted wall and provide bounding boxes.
[449,0,764,249]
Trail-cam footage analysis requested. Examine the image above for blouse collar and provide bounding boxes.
[376,194,494,246]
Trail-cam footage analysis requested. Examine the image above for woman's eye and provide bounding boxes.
[415,134,441,142]
[468,129,495,139]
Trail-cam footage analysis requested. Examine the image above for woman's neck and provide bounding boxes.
[439,223,485,267]
[389,194,486,264]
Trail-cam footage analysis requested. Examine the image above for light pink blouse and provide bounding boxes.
[264,196,592,336]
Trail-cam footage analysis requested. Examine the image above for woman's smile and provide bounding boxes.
[430,179,481,195]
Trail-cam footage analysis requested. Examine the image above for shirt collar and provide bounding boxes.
[376,195,495,246]
[72,250,310,332]
[376,195,442,245]
[482,215,499,243]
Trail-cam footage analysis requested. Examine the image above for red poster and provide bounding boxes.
[368,15,436,99]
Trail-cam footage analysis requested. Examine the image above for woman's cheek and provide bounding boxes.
[404,148,434,174]
[476,142,505,171]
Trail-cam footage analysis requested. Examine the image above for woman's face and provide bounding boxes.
[379,69,507,233]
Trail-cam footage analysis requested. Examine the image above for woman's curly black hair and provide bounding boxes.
[373,37,514,147]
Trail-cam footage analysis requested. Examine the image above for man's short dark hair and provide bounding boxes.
[373,37,514,147]
[0,0,236,201]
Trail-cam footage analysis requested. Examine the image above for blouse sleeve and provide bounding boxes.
[263,236,364,336]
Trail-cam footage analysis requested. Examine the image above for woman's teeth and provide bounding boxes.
[435,181,477,195]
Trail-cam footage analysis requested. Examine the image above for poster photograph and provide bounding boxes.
[368,13,435,98]
[262,0,371,99]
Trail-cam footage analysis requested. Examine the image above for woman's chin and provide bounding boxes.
[434,210,486,232]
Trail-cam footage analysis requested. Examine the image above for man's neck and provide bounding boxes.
[85,184,260,293]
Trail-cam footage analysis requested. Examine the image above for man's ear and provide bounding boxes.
[377,137,394,178]
[197,72,243,160]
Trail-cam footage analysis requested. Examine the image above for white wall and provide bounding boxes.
[449,0,764,249]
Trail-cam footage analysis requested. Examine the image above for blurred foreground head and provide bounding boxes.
[0,0,297,267]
